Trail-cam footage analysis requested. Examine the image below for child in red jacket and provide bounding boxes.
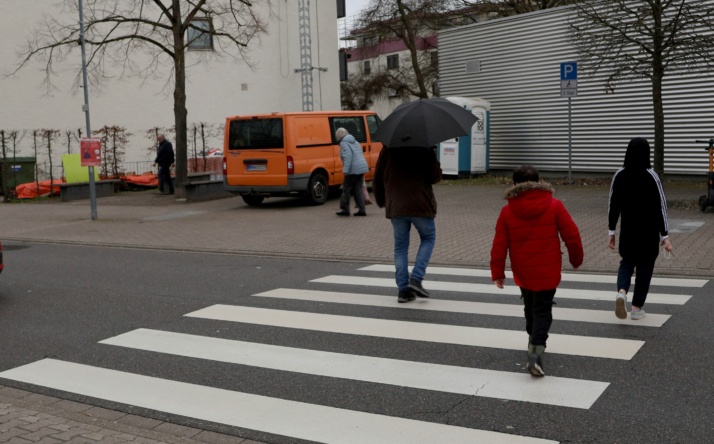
[490,165,584,377]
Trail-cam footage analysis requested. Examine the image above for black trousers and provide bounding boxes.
[521,287,556,347]
[158,164,173,193]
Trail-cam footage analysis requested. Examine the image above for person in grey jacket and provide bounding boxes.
[335,127,369,216]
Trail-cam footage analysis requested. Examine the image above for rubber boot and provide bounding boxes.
[527,345,546,377]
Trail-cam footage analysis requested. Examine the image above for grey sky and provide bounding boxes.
[346,0,370,17]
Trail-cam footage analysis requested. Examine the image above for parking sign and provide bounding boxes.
[560,62,577,97]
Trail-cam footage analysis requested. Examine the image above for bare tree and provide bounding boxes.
[570,0,714,176]
[8,130,25,195]
[460,0,577,17]
[44,129,61,193]
[13,0,269,198]
[340,69,392,110]
[0,131,9,202]
[358,0,462,100]
[95,125,130,178]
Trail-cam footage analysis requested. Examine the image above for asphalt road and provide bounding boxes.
[0,242,711,443]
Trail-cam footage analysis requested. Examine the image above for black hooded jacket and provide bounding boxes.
[155,140,175,167]
[608,138,669,259]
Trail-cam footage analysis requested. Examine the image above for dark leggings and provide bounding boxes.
[521,288,556,347]
[617,256,656,308]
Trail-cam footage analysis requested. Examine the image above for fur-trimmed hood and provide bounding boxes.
[504,181,555,220]
[504,181,554,199]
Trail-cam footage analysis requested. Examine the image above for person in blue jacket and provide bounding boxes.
[335,127,369,216]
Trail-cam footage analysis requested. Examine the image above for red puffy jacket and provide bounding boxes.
[490,182,583,291]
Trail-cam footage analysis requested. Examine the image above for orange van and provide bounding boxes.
[222,111,382,206]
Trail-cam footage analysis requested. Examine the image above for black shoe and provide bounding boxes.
[169,190,175,195]
[397,289,416,303]
[526,346,545,377]
[353,211,367,216]
[335,211,350,216]
[408,278,430,298]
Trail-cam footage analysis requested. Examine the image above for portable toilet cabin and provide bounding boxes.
[437,97,490,177]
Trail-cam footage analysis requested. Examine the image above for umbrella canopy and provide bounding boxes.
[373,98,479,148]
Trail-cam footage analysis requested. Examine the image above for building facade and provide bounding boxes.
[439,6,714,176]
[0,1,342,169]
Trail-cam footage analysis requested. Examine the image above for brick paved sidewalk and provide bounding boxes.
[0,386,261,444]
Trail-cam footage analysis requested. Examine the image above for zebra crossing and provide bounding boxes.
[0,264,705,444]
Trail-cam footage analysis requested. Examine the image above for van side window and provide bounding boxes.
[229,118,284,149]
[330,117,367,143]
[366,115,381,138]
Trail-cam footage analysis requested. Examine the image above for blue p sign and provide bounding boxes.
[561,62,577,80]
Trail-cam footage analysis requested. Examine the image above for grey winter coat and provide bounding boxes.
[339,134,369,175]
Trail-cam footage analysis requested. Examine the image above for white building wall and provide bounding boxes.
[439,6,714,176]
[0,1,340,165]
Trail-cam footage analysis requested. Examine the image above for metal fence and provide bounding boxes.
[35,161,155,182]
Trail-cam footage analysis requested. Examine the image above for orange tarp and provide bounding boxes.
[121,173,159,188]
[15,180,64,199]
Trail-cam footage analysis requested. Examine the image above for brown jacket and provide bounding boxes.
[373,147,442,218]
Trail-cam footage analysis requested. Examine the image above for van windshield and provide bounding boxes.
[229,118,284,150]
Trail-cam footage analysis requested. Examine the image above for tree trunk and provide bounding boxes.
[396,0,429,98]
[172,1,187,198]
[651,4,665,177]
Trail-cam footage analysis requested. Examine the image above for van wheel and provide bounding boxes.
[306,173,329,205]
[242,195,265,206]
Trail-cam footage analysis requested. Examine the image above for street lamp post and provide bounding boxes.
[79,0,98,220]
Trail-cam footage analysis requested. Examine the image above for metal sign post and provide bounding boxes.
[79,0,98,220]
[561,62,577,184]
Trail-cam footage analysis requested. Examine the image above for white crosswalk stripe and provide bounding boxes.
[100,329,609,409]
[311,275,692,305]
[0,264,705,444]
[185,305,644,360]
[0,359,557,444]
[358,264,708,288]
[255,288,671,327]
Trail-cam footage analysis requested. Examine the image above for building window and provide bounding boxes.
[364,60,371,75]
[187,18,213,50]
[387,54,399,70]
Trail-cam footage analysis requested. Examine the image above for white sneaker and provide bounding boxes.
[630,308,646,320]
[615,292,627,319]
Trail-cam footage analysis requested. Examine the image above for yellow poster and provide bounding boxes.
[62,153,100,183]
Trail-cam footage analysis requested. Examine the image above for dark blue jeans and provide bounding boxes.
[158,165,173,193]
[617,256,656,308]
[521,288,556,347]
[391,217,436,291]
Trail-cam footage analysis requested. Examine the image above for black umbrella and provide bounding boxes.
[373,98,479,148]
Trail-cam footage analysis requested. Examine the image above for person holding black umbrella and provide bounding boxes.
[372,98,478,303]
[373,145,442,303]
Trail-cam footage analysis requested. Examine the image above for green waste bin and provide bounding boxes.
[0,157,37,194]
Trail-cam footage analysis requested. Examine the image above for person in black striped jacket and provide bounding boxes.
[608,137,673,320]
